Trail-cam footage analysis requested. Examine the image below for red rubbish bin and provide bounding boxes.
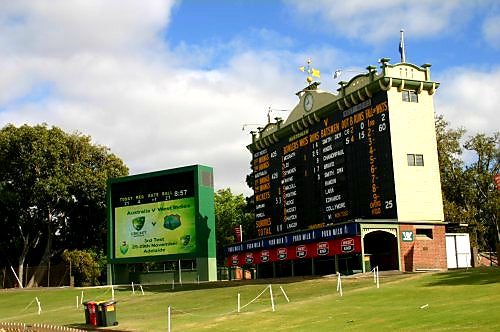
[86,301,98,326]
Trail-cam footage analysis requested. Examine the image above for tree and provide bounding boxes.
[214,188,254,263]
[463,133,500,248]
[435,115,499,250]
[0,124,128,287]
[61,249,103,286]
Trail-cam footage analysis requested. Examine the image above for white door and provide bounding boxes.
[455,234,471,268]
[446,235,457,268]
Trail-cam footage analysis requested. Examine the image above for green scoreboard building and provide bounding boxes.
[107,165,217,284]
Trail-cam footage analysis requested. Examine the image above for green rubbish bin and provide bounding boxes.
[97,300,118,327]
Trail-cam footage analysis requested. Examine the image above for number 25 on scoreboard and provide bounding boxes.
[385,200,393,209]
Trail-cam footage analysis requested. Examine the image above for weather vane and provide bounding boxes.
[299,58,320,84]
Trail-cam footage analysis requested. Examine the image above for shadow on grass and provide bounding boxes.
[425,267,500,286]
[113,275,320,295]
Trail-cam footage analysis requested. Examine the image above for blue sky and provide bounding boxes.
[0,0,499,195]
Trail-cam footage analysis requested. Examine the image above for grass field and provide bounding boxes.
[1,267,499,331]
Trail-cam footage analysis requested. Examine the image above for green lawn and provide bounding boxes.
[1,267,499,331]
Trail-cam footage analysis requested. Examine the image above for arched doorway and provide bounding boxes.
[363,230,399,271]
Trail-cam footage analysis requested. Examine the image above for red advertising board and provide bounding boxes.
[226,236,361,266]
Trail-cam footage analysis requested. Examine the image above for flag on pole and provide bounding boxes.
[399,29,406,63]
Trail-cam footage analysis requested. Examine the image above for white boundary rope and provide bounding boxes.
[170,305,238,317]
[239,285,271,311]
[21,298,36,312]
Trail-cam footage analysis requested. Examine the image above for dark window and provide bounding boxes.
[416,228,433,239]
[407,154,424,166]
[402,90,418,103]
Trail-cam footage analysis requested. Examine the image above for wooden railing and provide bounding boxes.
[0,322,86,332]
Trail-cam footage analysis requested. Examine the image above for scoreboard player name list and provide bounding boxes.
[253,96,396,237]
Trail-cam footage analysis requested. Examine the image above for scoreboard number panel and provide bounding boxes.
[253,91,397,236]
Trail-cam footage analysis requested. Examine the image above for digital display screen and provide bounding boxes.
[110,171,197,259]
[252,91,397,237]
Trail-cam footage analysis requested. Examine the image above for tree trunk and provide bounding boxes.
[27,234,52,287]
[17,261,24,288]
[17,223,38,288]
[27,212,53,287]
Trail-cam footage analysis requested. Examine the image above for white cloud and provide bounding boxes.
[0,0,175,56]
[287,0,474,44]
[0,1,312,196]
[435,67,500,136]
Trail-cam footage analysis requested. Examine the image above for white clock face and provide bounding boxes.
[304,93,314,112]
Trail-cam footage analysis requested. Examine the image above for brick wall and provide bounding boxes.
[400,224,447,272]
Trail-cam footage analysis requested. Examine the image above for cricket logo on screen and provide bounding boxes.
[180,234,191,247]
[132,216,146,231]
[120,240,129,255]
[164,214,182,230]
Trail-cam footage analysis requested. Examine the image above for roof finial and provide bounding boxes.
[399,29,406,63]
[299,58,320,85]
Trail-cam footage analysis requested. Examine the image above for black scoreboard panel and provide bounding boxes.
[253,91,397,237]
[110,171,195,208]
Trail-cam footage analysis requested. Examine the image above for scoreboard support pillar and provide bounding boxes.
[108,263,130,285]
[196,257,217,282]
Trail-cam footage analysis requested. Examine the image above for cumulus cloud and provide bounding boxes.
[3,0,493,197]
[287,0,475,44]
[0,0,319,196]
[434,67,500,136]
[0,0,174,56]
